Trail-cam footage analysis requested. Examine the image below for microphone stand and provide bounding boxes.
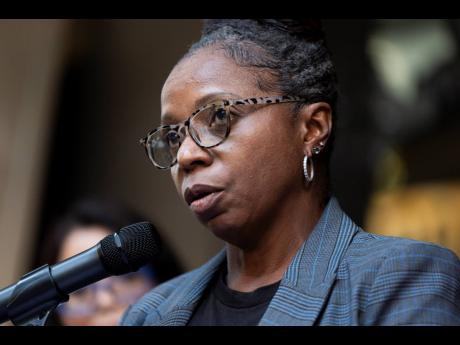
[6,265,69,326]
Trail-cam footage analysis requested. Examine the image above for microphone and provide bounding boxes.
[0,221,161,325]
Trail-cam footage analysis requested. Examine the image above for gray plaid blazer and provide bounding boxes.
[121,197,460,325]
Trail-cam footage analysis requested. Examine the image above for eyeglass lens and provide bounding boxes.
[147,105,230,168]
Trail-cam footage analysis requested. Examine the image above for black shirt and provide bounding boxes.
[187,265,280,326]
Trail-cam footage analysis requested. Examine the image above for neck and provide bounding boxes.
[225,187,326,292]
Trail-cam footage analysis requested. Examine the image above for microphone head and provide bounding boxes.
[99,222,161,275]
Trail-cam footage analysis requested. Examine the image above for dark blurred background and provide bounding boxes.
[1,19,460,287]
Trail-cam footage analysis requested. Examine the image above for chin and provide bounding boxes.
[205,210,249,247]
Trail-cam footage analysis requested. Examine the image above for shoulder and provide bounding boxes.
[343,230,460,325]
[346,229,460,272]
[120,269,197,326]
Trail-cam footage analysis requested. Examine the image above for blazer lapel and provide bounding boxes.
[259,197,359,325]
[145,250,227,326]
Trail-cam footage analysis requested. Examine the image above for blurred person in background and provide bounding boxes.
[39,198,183,326]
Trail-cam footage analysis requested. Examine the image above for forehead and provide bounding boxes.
[161,47,262,122]
[59,226,111,261]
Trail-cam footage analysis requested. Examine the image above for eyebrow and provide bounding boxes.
[161,113,179,126]
[161,92,242,126]
[194,92,241,109]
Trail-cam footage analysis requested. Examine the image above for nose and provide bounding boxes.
[176,134,213,172]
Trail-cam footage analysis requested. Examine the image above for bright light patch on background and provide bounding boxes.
[367,19,457,106]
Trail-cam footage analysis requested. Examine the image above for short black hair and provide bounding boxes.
[184,19,338,188]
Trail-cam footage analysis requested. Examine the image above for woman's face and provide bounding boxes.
[57,226,155,326]
[162,48,307,248]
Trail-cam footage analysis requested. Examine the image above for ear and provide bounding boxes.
[298,102,332,156]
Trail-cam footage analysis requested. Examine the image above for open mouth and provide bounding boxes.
[184,184,224,206]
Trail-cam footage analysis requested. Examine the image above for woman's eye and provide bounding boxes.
[214,108,227,121]
[166,131,180,145]
[210,108,228,126]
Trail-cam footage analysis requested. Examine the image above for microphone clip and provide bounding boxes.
[6,265,69,326]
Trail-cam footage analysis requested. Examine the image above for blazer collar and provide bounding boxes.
[150,249,226,325]
[259,197,359,325]
[154,196,359,326]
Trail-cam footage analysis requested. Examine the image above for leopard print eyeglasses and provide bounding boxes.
[140,95,308,169]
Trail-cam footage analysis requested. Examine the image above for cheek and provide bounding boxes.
[222,116,301,203]
[229,117,299,181]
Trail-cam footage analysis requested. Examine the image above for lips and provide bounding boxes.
[184,184,223,205]
[184,184,224,220]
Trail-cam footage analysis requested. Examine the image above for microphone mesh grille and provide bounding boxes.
[99,222,161,275]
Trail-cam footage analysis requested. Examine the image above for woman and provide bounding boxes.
[122,19,460,325]
[40,198,183,325]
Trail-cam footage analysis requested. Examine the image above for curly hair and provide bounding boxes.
[183,19,338,185]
